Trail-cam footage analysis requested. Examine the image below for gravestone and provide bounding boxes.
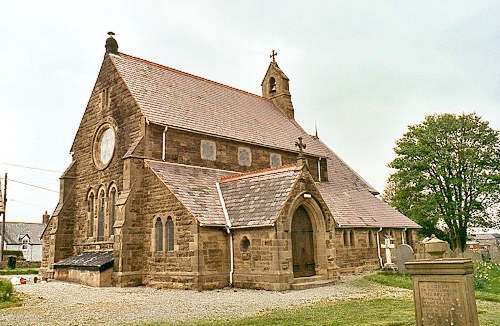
[406,236,479,326]
[381,237,397,271]
[395,244,414,274]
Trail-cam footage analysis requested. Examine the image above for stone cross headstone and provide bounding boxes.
[381,237,397,271]
[395,244,415,274]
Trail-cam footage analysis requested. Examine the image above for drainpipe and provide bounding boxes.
[402,228,407,245]
[162,126,168,161]
[216,182,234,286]
[376,227,383,268]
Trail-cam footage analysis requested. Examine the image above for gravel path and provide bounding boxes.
[0,274,412,325]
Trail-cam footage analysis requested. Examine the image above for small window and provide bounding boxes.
[343,230,349,247]
[405,229,412,246]
[368,230,374,248]
[166,217,174,252]
[97,189,105,241]
[269,77,276,93]
[240,236,250,251]
[21,244,28,250]
[88,192,95,237]
[350,230,355,247]
[100,87,111,110]
[238,147,252,166]
[155,218,163,252]
[270,153,282,167]
[109,187,117,236]
[201,140,216,161]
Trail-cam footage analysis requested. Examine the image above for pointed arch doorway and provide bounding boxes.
[291,206,316,277]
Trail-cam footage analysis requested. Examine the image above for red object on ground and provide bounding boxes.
[20,278,26,285]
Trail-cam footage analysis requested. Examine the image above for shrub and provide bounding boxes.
[474,261,500,294]
[0,279,13,301]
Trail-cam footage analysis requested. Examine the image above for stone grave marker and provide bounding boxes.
[406,235,479,326]
[381,237,397,271]
[395,244,414,274]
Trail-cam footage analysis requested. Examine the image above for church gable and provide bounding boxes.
[145,160,233,226]
[219,165,302,227]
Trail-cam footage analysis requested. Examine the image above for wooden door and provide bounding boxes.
[292,206,315,277]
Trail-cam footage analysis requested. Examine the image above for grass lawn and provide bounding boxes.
[0,268,39,276]
[364,269,500,303]
[176,298,499,326]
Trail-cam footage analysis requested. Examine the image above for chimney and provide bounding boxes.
[42,210,50,225]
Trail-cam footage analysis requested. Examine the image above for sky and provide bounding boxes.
[1,1,499,223]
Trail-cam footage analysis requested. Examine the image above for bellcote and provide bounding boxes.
[261,51,295,119]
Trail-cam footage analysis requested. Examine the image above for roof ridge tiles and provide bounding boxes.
[117,53,270,102]
[219,164,298,183]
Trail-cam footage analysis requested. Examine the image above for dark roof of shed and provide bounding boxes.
[0,222,45,245]
[53,251,114,272]
[109,53,329,157]
[220,165,301,227]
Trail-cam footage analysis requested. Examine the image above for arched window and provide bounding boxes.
[97,189,105,241]
[109,186,117,236]
[166,217,174,252]
[155,218,163,252]
[350,230,355,247]
[269,77,276,93]
[88,192,95,237]
[343,230,349,247]
[368,230,374,248]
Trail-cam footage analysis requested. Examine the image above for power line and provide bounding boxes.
[7,179,58,193]
[0,162,62,174]
[10,199,54,209]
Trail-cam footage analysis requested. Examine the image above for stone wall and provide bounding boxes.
[42,54,146,278]
[335,228,419,273]
[231,168,339,291]
[54,268,112,287]
[141,166,201,289]
[146,125,325,182]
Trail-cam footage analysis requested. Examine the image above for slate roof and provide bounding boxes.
[0,222,45,245]
[53,251,114,272]
[220,165,301,227]
[115,53,419,230]
[110,53,329,157]
[146,160,232,226]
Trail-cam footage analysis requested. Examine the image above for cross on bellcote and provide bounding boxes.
[270,50,278,62]
[295,137,307,159]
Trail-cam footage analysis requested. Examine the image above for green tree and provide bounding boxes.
[385,113,500,252]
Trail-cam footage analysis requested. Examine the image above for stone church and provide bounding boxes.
[40,35,420,290]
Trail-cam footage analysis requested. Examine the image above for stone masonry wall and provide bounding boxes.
[335,228,419,273]
[42,54,146,276]
[232,168,338,290]
[141,167,202,289]
[146,124,325,182]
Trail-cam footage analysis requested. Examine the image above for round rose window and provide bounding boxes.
[93,124,116,169]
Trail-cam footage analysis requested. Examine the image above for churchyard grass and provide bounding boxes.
[172,298,499,326]
[364,266,500,303]
[0,278,20,309]
[0,268,39,275]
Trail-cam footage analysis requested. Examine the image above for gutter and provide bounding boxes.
[216,182,234,286]
[376,227,383,268]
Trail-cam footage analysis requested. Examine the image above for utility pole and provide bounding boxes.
[0,173,7,262]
